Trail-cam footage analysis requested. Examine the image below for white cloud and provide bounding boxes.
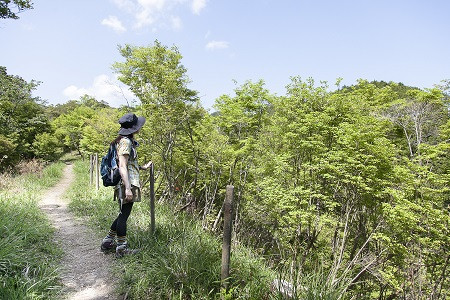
[63,74,137,107]
[110,0,207,30]
[135,9,155,28]
[192,0,206,15]
[134,0,166,28]
[101,16,127,33]
[138,0,166,11]
[170,16,182,30]
[113,0,135,12]
[205,40,229,50]
[63,85,89,99]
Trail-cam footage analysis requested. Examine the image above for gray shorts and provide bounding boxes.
[114,184,141,203]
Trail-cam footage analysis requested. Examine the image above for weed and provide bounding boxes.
[0,161,65,299]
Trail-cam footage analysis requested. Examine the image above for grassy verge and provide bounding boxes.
[68,159,276,299]
[0,161,65,300]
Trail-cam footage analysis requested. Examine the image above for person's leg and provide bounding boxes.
[116,201,134,244]
[101,201,133,251]
[115,201,141,257]
[101,219,118,251]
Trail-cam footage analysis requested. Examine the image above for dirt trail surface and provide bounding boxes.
[39,163,120,300]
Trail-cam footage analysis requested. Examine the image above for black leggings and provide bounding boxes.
[110,202,134,237]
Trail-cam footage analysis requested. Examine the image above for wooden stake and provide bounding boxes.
[150,163,155,234]
[95,153,99,190]
[221,185,234,292]
[89,154,93,185]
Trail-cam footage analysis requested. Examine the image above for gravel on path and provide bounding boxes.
[39,163,120,300]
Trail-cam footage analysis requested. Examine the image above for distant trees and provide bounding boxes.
[35,96,118,160]
[0,65,118,169]
[0,0,33,19]
[382,88,445,158]
[0,66,49,170]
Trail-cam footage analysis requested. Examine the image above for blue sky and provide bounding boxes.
[1,0,449,110]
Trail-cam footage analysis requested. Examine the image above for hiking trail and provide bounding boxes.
[39,163,120,300]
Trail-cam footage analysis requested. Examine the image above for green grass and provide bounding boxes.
[68,159,276,299]
[0,161,65,300]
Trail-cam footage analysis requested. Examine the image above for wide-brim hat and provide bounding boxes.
[118,113,146,136]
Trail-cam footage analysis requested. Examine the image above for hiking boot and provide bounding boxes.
[101,237,116,252]
[115,243,140,258]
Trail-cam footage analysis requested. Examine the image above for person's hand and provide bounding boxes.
[141,161,153,170]
[125,187,133,202]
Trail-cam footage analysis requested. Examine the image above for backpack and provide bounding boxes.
[100,143,121,187]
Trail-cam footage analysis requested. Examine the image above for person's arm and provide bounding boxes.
[118,154,133,201]
[139,161,153,170]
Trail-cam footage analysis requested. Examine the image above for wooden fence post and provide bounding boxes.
[221,185,234,293]
[89,154,93,185]
[95,153,99,190]
[150,163,155,234]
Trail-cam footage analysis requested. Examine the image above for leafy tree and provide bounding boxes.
[0,66,50,169]
[79,107,122,155]
[32,132,63,161]
[219,77,449,298]
[0,0,33,19]
[79,94,110,110]
[113,40,201,201]
[44,100,81,120]
[45,95,110,120]
[52,105,96,155]
[382,88,446,159]
[212,80,273,231]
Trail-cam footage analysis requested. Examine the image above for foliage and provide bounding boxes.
[32,132,63,161]
[0,0,33,19]
[44,95,110,121]
[51,105,96,155]
[0,66,50,170]
[79,107,122,155]
[113,40,204,202]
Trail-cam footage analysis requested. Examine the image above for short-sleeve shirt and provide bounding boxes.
[116,137,140,188]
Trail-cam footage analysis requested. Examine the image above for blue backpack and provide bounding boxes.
[100,144,121,187]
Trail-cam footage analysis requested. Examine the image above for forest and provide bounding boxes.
[1,40,449,299]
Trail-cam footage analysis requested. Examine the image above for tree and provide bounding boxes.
[113,40,201,201]
[382,88,445,159]
[45,100,82,120]
[79,94,110,109]
[0,0,33,19]
[0,66,50,169]
[32,132,63,161]
[52,106,96,155]
[79,107,122,155]
[212,80,273,232]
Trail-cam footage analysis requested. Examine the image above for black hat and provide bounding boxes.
[118,113,146,135]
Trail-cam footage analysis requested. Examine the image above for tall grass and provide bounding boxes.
[0,161,65,300]
[68,159,276,299]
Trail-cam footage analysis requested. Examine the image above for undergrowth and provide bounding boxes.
[0,161,65,300]
[68,159,276,299]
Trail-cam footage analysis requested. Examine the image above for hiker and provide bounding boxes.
[101,113,152,257]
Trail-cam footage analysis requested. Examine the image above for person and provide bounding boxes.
[100,113,152,258]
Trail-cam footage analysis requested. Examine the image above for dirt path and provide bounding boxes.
[39,163,120,300]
